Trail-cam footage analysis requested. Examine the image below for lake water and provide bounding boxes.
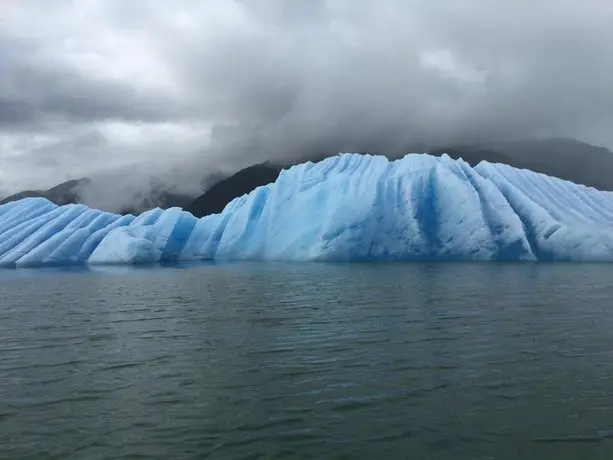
[1,262,613,459]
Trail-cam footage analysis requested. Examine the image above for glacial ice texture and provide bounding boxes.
[2,153,613,267]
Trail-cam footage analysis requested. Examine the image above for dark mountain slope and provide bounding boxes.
[1,174,219,214]
[427,146,530,169]
[186,162,284,217]
[0,189,47,204]
[0,178,90,206]
[487,138,613,192]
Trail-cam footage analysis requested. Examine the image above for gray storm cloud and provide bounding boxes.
[1,0,613,209]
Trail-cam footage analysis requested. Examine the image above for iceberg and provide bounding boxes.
[1,153,613,267]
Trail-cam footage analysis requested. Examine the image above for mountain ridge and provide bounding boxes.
[2,138,612,218]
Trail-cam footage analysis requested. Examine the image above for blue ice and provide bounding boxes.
[1,153,613,267]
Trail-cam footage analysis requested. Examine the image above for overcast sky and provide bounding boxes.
[1,0,613,194]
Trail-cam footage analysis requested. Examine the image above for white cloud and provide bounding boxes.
[1,0,613,198]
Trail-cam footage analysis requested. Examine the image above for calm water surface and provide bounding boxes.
[1,262,613,459]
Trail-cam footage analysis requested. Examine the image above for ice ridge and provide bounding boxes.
[1,153,613,267]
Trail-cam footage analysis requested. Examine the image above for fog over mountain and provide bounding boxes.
[1,0,613,212]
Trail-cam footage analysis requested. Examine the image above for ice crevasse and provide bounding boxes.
[1,153,613,267]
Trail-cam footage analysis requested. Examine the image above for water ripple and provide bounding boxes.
[2,262,613,459]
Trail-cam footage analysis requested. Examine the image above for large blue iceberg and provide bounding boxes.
[1,153,613,267]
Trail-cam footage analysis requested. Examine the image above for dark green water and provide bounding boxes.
[1,262,613,459]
